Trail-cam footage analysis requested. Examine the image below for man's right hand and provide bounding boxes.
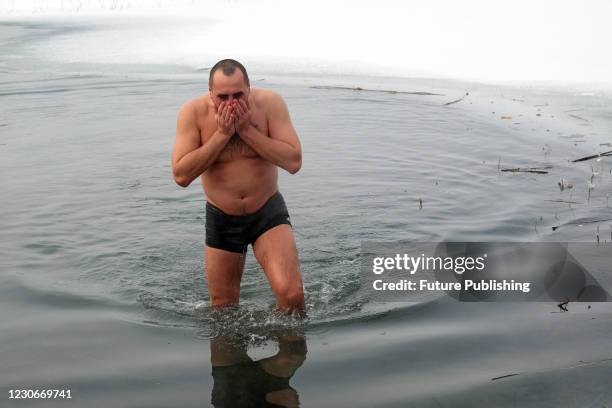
[215,101,236,136]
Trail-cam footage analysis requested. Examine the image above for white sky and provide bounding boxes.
[1,0,611,83]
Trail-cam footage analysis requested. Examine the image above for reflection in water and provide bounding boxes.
[210,333,307,407]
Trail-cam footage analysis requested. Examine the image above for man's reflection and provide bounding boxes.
[210,333,307,407]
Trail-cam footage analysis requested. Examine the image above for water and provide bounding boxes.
[1,15,612,408]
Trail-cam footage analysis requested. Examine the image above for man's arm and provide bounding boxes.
[236,92,302,174]
[171,102,233,187]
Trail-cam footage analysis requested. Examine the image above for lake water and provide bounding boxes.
[1,16,612,408]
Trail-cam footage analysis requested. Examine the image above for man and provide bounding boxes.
[171,59,305,315]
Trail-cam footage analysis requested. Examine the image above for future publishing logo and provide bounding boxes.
[371,253,531,294]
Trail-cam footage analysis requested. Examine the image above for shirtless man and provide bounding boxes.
[171,59,305,315]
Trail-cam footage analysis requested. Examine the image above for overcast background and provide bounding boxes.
[1,0,611,84]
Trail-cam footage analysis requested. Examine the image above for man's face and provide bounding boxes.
[209,70,249,110]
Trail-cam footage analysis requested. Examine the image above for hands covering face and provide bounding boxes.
[215,98,251,136]
[232,98,251,134]
[215,101,236,136]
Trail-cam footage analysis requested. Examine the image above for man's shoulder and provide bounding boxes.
[252,87,283,100]
[251,88,285,112]
[179,94,211,116]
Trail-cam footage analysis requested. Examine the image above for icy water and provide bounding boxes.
[2,19,612,407]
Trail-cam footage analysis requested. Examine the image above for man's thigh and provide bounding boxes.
[204,245,246,306]
[252,224,303,295]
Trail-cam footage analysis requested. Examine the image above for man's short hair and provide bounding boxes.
[208,59,250,88]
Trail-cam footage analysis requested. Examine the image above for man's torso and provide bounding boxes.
[191,88,279,215]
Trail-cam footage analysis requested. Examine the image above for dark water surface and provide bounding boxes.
[1,20,612,407]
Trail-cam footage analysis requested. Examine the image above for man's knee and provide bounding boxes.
[208,277,241,306]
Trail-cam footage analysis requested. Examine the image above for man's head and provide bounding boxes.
[208,59,250,108]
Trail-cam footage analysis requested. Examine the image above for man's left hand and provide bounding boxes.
[233,98,251,134]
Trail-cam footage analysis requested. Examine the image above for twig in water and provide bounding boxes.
[501,166,552,174]
[491,373,519,381]
[571,150,612,163]
[443,92,469,106]
[558,178,573,191]
[553,217,612,231]
[546,199,581,205]
[568,114,589,122]
[587,178,595,202]
[310,85,443,96]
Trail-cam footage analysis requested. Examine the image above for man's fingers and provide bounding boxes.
[220,103,232,131]
[231,101,240,115]
[223,105,232,123]
[216,99,247,132]
[238,99,247,113]
[218,102,226,121]
[234,102,244,117]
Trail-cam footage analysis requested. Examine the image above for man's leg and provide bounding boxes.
[205,245,246,306]
[252,224,305,314]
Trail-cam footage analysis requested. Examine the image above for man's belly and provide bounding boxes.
[202,158,279,215]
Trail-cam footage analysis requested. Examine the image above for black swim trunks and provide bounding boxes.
[205,191,292,254]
